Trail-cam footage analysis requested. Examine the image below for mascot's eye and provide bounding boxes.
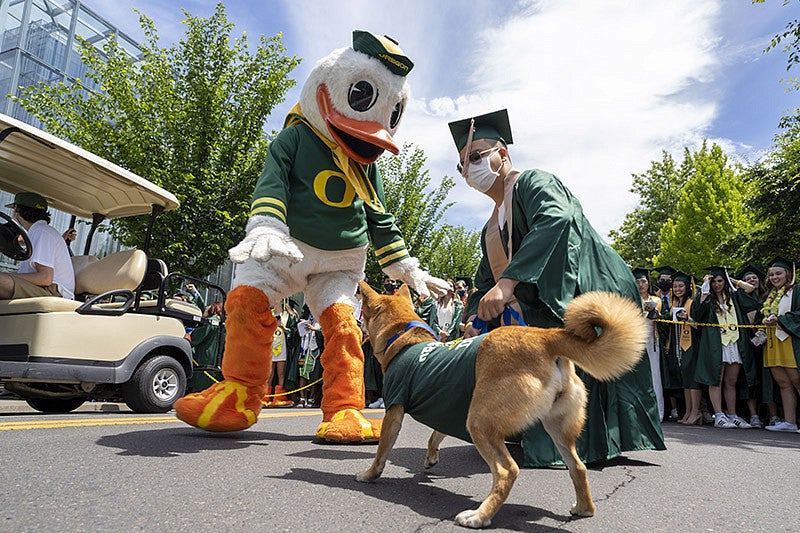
[348,81,379,112]
[390,101,404,129]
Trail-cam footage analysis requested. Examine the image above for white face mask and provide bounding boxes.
[464,152,499,193]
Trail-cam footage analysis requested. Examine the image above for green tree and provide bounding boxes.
[364,144,456,286]
[656,141,752,275]
[609,151,690,267]
[13,3,300,277]
[756,0,800,74]
[730,113,800,264]
[425,224,482,282]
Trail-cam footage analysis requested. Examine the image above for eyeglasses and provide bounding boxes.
[456,147,500,173]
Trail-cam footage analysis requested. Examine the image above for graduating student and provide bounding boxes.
[693,266,760,429]
[449,109,664,467]
[761,257,800,432]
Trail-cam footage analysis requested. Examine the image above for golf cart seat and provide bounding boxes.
[0,249,147,315]
[132,258,203,320]
[73,249,148,298]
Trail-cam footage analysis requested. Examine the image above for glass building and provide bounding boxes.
[0,0,142,122]
[0,0,142,270]
[0,1,234,294]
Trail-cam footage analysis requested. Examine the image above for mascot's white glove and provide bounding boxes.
[229,216,304,264]
[383,257,450,299]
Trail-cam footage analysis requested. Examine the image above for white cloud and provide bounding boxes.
[91,0,772,239]
[394,1,728,236]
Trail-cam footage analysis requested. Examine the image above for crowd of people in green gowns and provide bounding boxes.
[636,259,800,434]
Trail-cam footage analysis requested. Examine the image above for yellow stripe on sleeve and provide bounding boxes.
[251,206,286,222]
[375,239,406,257]
[378,249,410,266]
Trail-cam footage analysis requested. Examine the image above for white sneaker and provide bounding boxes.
[765,421,798,432]
[714,413,736,429]
[729,414,753,429]
[367,397,384,409]
[767,416,781,428]
[749,415,763,428]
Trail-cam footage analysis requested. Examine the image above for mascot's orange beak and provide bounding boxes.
[317,85,400,165]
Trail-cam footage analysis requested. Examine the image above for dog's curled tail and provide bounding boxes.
[557,291,648,381]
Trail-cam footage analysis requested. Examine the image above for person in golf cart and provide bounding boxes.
[0,191,74,300]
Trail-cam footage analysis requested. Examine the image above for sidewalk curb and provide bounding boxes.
[0,399,131,415]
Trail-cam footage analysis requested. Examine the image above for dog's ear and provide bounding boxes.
[397,283,413,305]
[359,280,377,302]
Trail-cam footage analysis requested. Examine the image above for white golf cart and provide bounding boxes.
[0,113,225,413]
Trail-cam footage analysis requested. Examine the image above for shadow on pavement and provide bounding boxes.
[267,466,578,532]
[96,428,311,458]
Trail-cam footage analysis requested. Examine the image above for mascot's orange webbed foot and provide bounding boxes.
[174,380,266,432]
[316,408,382,443]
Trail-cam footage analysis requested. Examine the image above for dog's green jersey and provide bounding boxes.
[383,336,485,442]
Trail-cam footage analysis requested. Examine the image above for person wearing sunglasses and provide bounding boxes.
[447,109,665,467]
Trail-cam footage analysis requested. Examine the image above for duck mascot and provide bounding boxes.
[174,30,448,442]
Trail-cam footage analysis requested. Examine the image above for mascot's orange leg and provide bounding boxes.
[315,303,382,442]
[174,285,275,431]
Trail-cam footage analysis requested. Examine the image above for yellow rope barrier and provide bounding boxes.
[190,358,323,397]
[652,318,776,330]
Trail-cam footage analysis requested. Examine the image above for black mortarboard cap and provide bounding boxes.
[448,109,513,151]
[672,270,693,284]
[704,266,730,277]
[632,267,651,280]
[735,264,765,281]
[653,265,676,277]
[768,256,794,272]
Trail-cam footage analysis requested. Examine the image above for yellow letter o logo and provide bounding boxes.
[314,170,355,208]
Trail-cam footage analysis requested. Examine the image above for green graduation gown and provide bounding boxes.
[467,169,665,467]
[414,296,440,331]
[691,290,761,388]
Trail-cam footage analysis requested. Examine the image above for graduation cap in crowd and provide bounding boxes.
[705,266,736,291]
[768,256,796,284]
[448,109,514,152]
[705,265,730,276]
[632,267,652,280]
[671,270,696,295]
[653,265,676,278]
[735,264,766,282]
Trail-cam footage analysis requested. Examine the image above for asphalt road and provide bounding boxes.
[1,403,798,532]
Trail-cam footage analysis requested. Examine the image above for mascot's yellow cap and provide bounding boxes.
[352,30,413,76]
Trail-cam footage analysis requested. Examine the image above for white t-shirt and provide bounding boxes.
[17,220,75,299]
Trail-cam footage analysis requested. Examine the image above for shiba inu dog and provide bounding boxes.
[355,281,648,528]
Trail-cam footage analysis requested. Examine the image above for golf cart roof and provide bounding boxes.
[0,113,179,219]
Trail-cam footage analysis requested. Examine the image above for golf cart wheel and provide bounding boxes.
[122,355,186,413]
[25,397,85,413]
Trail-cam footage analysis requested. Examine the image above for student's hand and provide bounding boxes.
[477,278,518,321]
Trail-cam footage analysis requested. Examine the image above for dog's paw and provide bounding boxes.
[454,509,491,529]
[424,450,439,469]
[570,502,595,517]
[355,469,380,483]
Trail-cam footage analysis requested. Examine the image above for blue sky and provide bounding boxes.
[88,0,797,237]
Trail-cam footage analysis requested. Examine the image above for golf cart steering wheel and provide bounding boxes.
[0,211,32,261]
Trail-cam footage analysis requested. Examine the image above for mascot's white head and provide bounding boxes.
[299,30,413,165]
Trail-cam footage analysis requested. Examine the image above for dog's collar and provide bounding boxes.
[384,320,438,353]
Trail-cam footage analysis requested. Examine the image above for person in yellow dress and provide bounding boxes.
[761,257,800,432]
